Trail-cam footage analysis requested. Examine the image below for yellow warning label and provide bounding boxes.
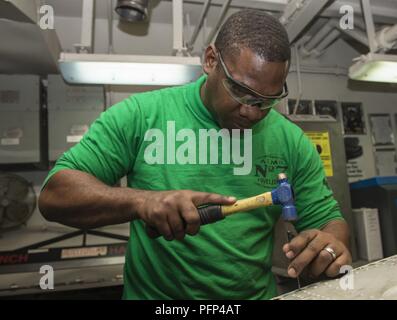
[305,131,334,177]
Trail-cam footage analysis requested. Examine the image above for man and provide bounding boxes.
[39,10,352,299]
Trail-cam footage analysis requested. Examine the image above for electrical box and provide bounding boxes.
[0,75,41,164]
[287,99,313,115]
[341,102,376,183]
[341,102,366,135]
[314,100,338,120]
[47,75,104,161]
[352,208,383,262]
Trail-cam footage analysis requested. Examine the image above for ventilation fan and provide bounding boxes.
[0,172,36,231]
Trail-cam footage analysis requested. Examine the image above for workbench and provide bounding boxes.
[273,255,397,300]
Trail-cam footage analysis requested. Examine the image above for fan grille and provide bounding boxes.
[0,173,36,231]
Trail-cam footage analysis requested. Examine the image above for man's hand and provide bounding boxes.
[138,190,236,241]
[282,226,352,279]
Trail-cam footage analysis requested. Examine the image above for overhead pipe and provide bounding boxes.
[312,27,371,57]
[187,0,211,50]
[289,64,348,76]
[333,18,369,47]
[376,24,397,51]
[339,28,369,47]
[300,20,336,55]
[205,0,232,46]
[108,0,114,54]
[292,45,304,115]
[311,28,341,57]
[361,0,378,52]
[353,18,367,31]
[105,0,115,109]
[301,18,369,56]
[172,0,185,55]
[279,0,336,44]
[279,0,306,26]
[359,0,397,52]
[74,0,95,53]
[301,18,372,57]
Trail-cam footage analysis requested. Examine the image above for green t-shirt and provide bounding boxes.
[43,75,343,299]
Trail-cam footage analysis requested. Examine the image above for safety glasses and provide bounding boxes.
[217,49,288,111]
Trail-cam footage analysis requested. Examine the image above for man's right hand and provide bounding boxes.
[138,190,236,241]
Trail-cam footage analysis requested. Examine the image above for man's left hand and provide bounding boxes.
[282,229,352,279]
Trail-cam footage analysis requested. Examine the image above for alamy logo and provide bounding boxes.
[339,5,354,30]
[339,265,354,290]
[38,5,54,30]
[39,265,54,290]
[143,121,253,175]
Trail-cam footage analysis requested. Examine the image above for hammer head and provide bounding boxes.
[271,173,297,221]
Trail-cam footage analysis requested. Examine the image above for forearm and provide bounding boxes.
[39,169,147,229]
[321,219,350,249]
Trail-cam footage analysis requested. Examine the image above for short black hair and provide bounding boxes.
[215,9,291,62]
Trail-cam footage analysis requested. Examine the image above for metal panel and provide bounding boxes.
[47,75,104,162]
[48,110,103,161]
[47,75,104,111]
[0,75,40,111]
[0,75,41,164]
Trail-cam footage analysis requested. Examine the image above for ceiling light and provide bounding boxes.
[349,53,397,83]
[58,53,203,86]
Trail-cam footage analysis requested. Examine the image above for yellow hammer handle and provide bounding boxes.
[221,191,273,216]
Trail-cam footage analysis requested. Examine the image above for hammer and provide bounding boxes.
[148,173,297,237]
[197,173,297,225]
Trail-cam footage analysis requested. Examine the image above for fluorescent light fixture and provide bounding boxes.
[58,53,203,85]
[349,53,397,83]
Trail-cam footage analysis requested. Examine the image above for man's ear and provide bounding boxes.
[202,45,217,75]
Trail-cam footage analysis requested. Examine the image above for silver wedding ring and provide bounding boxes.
[323,246,337,261]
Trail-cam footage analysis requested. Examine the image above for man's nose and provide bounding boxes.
[239,104,263,122]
